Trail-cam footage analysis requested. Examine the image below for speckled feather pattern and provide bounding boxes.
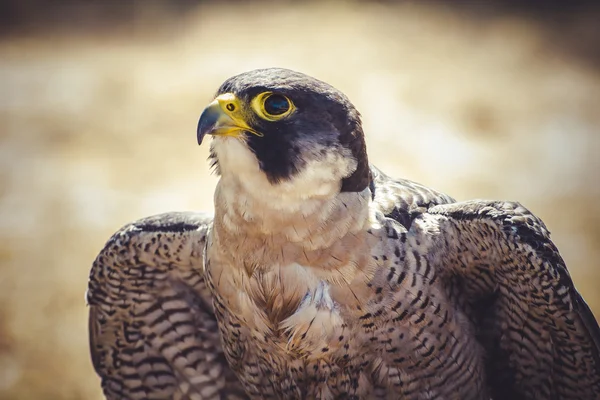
[87,212,248,400]
[201,166,600,399]
[88,167,600,399]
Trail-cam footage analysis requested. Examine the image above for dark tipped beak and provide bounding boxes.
[197,100,224,145]
[197,94,259,145]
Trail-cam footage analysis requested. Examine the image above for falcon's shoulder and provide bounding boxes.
[369,164,455,228]
[87,211,247,400]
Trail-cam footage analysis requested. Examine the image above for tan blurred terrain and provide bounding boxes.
[0,1,599,399]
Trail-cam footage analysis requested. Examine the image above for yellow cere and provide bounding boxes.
[215,93,263,138]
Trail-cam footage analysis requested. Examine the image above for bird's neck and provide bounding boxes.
[214,175,372,244]
[212,175,372,264]
[208,177,380,347]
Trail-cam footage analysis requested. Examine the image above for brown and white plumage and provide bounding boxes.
[87,212,247,399]
[88,68,600,399]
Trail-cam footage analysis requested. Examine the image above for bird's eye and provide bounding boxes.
[251,92,295,121]
[264,94,289,116]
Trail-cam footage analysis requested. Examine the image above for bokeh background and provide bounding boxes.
[1,1,599,399]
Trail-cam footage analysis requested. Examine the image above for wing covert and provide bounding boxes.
[370,165,455,230]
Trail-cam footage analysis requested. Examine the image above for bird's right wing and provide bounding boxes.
[87,212,247,400]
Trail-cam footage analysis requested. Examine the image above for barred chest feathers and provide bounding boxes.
[203,175,376,360]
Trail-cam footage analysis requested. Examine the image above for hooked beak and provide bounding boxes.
[197,93,262,145]
[197,99,235,145]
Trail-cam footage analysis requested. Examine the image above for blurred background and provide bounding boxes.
[1,0,599,399]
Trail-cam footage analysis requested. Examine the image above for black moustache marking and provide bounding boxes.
[210,68,370,190]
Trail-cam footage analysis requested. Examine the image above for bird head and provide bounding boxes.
[197,68,371,201]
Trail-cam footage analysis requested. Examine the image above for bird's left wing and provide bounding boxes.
[370,165,456,229]
[87,212,247,400]
[413,200,600,399]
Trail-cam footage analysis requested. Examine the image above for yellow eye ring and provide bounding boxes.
[251,92,295,121]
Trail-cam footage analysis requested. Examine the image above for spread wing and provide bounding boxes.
[87,212,248,400]
[412,200,600,399]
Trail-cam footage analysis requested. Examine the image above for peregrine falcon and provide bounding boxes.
[87,68,600,400]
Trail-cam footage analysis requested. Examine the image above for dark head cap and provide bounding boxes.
[198,68,370,193]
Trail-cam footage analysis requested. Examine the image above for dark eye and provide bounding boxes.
[252,92,295,121]
[263,94,290,116]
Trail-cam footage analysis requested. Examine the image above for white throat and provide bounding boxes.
[210,137,371,248]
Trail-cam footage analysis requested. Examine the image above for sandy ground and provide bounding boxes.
[0,2,598,399]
